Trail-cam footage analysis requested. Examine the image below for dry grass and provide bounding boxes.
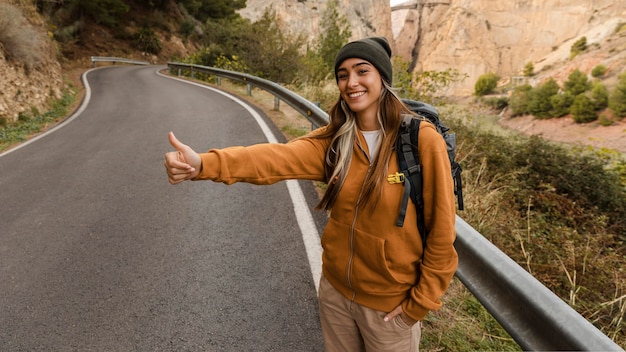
[0,3,43,70]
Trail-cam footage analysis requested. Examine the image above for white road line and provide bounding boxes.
[158,70,323,291]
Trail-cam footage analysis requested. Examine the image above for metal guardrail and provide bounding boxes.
[167,62,328,129]
[166,62,623,351]
[91,56,149,68]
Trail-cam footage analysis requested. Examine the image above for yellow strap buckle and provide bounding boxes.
[387,172,405,184]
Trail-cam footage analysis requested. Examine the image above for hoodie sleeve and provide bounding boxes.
[194,128,330,185]
[403,123,459,321]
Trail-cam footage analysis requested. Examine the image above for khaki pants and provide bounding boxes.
[318,275,421,352]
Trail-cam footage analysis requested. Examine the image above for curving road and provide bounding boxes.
[0,65,326,351]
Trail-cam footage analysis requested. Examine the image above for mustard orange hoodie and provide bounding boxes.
[195,122,458,321]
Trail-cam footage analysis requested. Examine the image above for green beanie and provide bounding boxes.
[334,37,393,84]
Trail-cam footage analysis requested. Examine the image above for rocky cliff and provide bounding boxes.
[393,0,626,95]
[241,0,626,96]
[0,3,64,122]
[238,0,393,50]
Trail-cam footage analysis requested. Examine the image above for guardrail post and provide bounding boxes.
[274,96,280,111]
[217,77,221,86]
[177,68,181,77]
[191,69,195,79]
[247,84,252,96]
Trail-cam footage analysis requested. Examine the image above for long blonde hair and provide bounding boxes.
[316,81,412,211]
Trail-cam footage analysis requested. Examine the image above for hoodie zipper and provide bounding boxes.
[346,141,372,301]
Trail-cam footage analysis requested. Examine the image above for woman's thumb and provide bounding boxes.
[168,132,186,151]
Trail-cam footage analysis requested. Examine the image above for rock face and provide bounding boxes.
[393,0,626,95]
[0,52,63,123]
[0,3,64,122]
[241,0,626,96]
[238,0,393,48]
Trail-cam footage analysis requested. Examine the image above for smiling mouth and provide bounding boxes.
[348,91,365,98]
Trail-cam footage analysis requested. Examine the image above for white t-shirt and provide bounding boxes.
[361,130,381,160]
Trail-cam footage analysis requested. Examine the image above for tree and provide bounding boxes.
[590,81,608,111]
[563,69,590,96]
[523,62,534,77]
[414,69,467,104]
[474,72,499,96]
[570,94,597,123]
[509,84,533,116]
[570,36,587,59]
[306,0,351,82]
[76,0,130,27]
[528,78,559,119]
[549,92,574,117]
[180,0,246,22]
[239,9,303,83]
[608,72,626,118]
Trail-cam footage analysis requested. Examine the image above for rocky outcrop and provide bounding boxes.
[241,0,626,96]
[238,0,392,48]
[0,52,63,123]
[0,3,64,122]
[393,0,626,95]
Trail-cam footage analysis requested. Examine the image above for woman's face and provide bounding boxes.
[336,58,383,119]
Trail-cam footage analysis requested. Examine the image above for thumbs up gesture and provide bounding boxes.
[164,132,202,184]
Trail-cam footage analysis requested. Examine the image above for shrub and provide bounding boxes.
[77,0,130,27]
[570,94,598,123]
[0,3,43,70]
[483,96,508,111]
[509,84,532,116]
[591,64,607,78]
[528,78,559,119]
[570,36,587,58]
[474,72,499,96]
[590,81,609,110]
[598,113,614,126]
[134,27,162,55]
[549,92,574,117]
[523,62,534,77]
[564,69,590,96]
[608,72,626,118]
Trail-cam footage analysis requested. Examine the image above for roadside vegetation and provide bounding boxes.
[0,84,77,152]
[476,24,626,125]
[2,0,625,349]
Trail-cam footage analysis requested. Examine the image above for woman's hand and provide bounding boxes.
[164,132,202,184]
[384,304,419,326]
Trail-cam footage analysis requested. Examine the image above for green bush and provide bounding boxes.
[509,84,533,116]
[523,62,534,77]
[474,72,499,96]
[483,96,509,111]
[570,36,587,58]
[528,78,559,119]
[564,69,590,96]
[570,94,598,123]
[590,81,609,110]
[591,64,607,78]
[134,27,162,55]
[549,92,574,117]
[77,0,130,27]
[608,72,626,118]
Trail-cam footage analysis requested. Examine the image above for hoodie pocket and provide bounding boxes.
[351,228,411,294]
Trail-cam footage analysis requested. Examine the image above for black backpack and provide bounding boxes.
[393,99,463,246]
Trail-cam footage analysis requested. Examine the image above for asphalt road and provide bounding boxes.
[0,65,326,351]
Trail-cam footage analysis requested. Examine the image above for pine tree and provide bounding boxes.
[608,72,626,118]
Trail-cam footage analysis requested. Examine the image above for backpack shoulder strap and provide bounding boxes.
[395,115,428,246]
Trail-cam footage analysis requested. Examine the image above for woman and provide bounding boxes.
[164,37,458,351]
